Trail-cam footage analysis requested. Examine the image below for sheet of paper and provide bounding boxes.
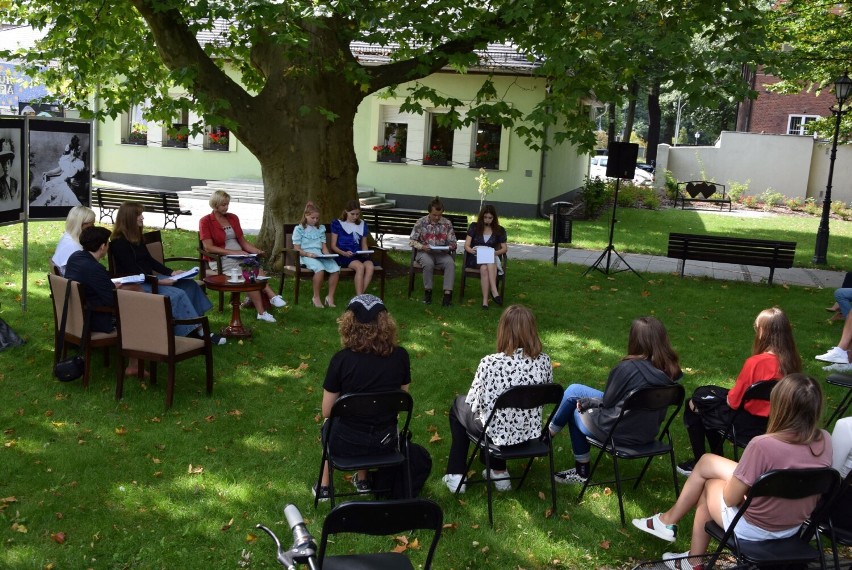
[174,266,200,280]
[355,250,374,255]
[223,253,257,259]
[314,253,339,258]
[476,246,495,264]
[111,273,145,285]
[429,245,450,251]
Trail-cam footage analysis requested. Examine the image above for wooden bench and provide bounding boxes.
[675,181,732,211]
[667,233,796,285]
[277,223,386,304]
[359,209,469,246]
[94,186,192,229]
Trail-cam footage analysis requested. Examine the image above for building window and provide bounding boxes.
[375,122,407,162]
[424,113,454,166]
[163,110,189,148]
[122,101,149,145]
[206,125,230,151]
[472,122,502,169]
[787,115,819,136]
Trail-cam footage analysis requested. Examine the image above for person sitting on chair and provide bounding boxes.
[463,204,507,310]
[51,205,96,276]
[409,196,457,307]
[442,304,553,494]
[65,226,142,375]
[678,307,800,476]
[633,373,832,570]
[315,294,411,501]
[548,316,682,484]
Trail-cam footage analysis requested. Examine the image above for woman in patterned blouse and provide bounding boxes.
[442,304,553,494]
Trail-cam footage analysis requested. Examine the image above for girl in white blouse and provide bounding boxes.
[442,305,553,493]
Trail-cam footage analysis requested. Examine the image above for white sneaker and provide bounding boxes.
[257,312,276,323]
[823,362,852,372]
[482,468,512,491]
[816,346,850,364]
[662,551,699,570]
[442,473,466,494]
[270,295,287,308]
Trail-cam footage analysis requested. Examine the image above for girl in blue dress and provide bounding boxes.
[330,200,375,295]
[293,202,340,308]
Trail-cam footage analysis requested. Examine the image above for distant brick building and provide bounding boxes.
[736,67,832,136]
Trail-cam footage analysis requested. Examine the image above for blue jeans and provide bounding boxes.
[836,288,852,318]
[551,383,603,463]
[141,277,213,337]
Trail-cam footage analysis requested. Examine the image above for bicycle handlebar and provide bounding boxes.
[256,504,319,570]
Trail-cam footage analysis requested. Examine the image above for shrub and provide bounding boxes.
[742,195,760,209]
[581,176,612,218]
[831,200,848,215]
[663,170,679,201]
[642,191,660,210]
[727,181,749,202]
[616,182,639,208]
[803,197,819,215]
[786,197,804,210]
[760,190,784,210]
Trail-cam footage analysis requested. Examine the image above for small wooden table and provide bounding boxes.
[203,274,267,338]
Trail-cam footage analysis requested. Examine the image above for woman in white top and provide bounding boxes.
[442,304,553,493]
[831,416,852,529]
[51,205,95,275]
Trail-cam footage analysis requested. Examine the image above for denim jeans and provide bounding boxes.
[551,383,603,463]
[141,277,213,337]
[836,288,852,318]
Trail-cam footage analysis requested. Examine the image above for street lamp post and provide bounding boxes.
[814,73,852,265]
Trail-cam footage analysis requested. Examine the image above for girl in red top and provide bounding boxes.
[199,191,286,323]
[677,307,801,476]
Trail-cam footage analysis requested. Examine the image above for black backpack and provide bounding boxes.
[373,432,432,499]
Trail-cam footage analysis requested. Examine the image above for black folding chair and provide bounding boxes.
[457,382,564,527]
[704,467,840,570]
[825,373,852,429]
[577,384,685,526]
[815,470,852,570]
[317,499,443,569]
[715,379,776,460]
[315,390,413,508]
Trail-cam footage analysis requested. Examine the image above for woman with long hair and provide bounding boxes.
[463,204,508,309]
[442,304,553,493]
[330,199,375,295]
[633,373,832,570]
[292,201,340,308]
[677,307,801,476]
[110,201,217,341]
[199,190,285,323]
[51,205,95,275]
[549,316,682,484]
[315,294,410,500]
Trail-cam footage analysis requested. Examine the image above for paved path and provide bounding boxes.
[148,195,846,290]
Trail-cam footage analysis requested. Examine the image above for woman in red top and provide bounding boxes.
[199,190,286,323]
[677,307,801,476]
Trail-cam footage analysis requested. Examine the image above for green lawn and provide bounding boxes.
[502,207,852,270]
[0,217,848,569]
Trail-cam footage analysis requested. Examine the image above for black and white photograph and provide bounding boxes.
[28,118,91,220]
[0,116,24,225]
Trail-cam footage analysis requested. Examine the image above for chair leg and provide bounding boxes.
[205,349,214,395]
[115,353,126,400]
[314,449,328,509]
[148,360,156,385]
[165,363,176,409]
[328,464,336,508]
[82,344,93,389]
[548,447,558,517]
[277,274,285,297]
[612,455,626,526]
[484,449,494,527]
[294,276,301,304]
[516,456,536,489]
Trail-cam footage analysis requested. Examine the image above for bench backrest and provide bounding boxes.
[668,233,796,268]
[678,181,726,199]
[94,187,181,213]
[360,209,469,238]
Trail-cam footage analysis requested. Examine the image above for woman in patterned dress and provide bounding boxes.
[442,304,553,493]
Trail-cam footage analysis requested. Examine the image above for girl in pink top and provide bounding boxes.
[633,373,832,570]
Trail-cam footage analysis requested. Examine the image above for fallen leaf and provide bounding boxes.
[641,290,651,297]
[551,362,561,368]
[227,409,243,417]
[589,285,601,291]
[481,546,489,554]
[12,522,27,533]
[429,433,442,443]
[222,518,234,531]
[425,409,435,416]
[603,487,612,496]
[442,522,458,530]
[545,507,554,518]
[114,426,127,436]
[599,539,611,550]
[205,415,216,422]
[538,491,546,500]
[246,533,257,543]
[187,464,204,474]
[152,458,161,464]
[55,512,63,520]
[50,532,66,544]
[392,544,407,554]
[393,535,409,546]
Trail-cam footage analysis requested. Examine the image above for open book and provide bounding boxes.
[223,253,258,259]
[355,250,375,255]
[111,273,145,285]
[314,253,339,258]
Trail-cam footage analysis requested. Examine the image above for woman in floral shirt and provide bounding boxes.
[442,304,553,493]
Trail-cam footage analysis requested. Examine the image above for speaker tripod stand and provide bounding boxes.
[583,176,642,278]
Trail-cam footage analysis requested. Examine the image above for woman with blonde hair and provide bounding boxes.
[549,316,682,484]
[677,307,801,476]
[633,373,832,570]
[51,205,95,275]
[442,304,553,493]
[314,295,410,500]
[199,190,285,323]
[110,202,218,341]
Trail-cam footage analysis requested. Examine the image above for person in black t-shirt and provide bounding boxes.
[314,294,411,501]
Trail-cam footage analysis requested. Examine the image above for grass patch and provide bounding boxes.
[0,221,848,569]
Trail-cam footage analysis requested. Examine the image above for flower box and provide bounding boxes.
[377,155,404,163]
[472,161,499,170]
[164,139,188,149]
[423,158,449,167]
[125,138,147,146]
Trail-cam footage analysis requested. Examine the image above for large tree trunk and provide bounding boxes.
[646,82,661,166]
[621,80,639,142]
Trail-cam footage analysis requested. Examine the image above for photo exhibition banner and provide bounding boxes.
[27,118,91,221]
[0,116,24,226]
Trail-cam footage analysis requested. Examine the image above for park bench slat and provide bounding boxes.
[94,186,192,229]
